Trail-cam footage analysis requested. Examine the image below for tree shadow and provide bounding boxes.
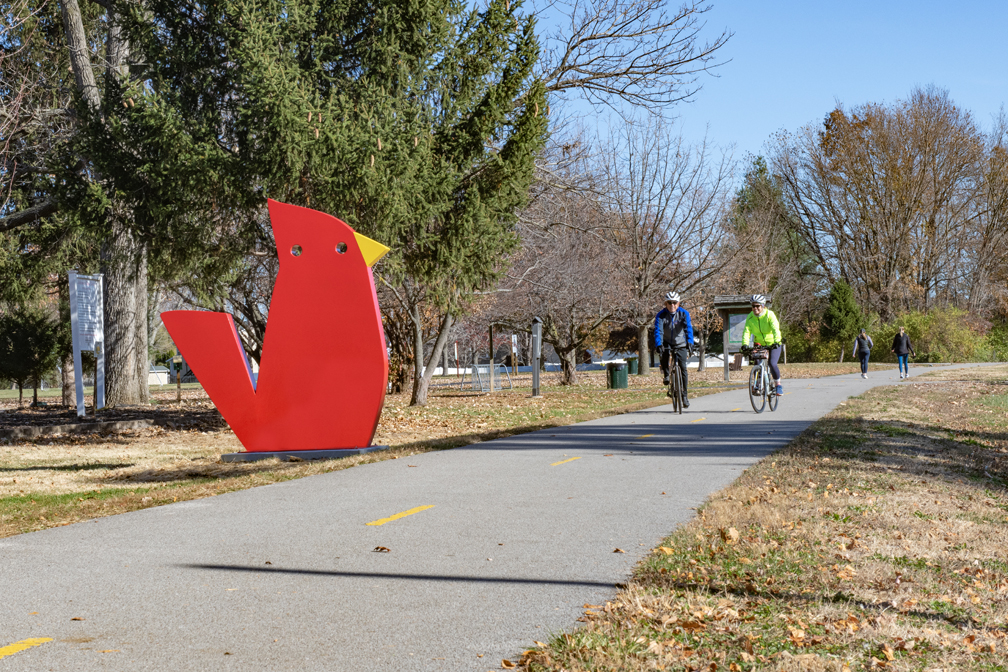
[650,575,990,632]
[5,462,133,472]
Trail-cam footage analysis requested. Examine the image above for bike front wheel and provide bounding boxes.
[749,365,766,413]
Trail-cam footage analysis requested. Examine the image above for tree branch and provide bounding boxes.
[0,199,59,232]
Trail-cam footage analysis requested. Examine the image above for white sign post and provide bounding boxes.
[68,271,105,417]
[511,334,518,375]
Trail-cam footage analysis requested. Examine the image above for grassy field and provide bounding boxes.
[516,365,1008,672]
[0,363,895,538]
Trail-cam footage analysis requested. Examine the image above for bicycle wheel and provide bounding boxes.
[749,364,765,413]
[768,364,779,412]
[670,363,682,414]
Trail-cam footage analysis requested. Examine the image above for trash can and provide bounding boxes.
[606,362,628,389]
[626,356,639,375]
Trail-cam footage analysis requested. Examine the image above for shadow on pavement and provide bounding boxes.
[462,419,814,458]
[181,563,616,587]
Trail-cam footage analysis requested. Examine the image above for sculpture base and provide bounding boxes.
[221,446,389,463]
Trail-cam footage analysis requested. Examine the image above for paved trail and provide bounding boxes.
[0,365,983,670]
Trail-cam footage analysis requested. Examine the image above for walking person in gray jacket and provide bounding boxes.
[890,326,916,379]
[853,329,873,378]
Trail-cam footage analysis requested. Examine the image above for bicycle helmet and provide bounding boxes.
[664,291,681,303]
[750,294,767,306]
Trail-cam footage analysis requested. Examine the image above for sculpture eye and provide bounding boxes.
[291,245,303,257]
[336,242,347,254]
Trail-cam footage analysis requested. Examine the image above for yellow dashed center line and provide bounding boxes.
[0,638,52,660]
[690,417,706,423]
[731,408,742,412]
[366,505,435,527]
[635,434,654,439]
[551,457,582,466]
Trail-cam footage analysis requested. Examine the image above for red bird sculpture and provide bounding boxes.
[162,200,390,452]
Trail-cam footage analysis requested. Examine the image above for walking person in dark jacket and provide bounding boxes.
[890,326,916,379]
[853,328,873,378]
[654,291,694,407]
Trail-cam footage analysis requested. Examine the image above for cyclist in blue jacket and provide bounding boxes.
[654,291,694,407]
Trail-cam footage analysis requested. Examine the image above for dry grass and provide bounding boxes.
[914,365,1008,383]
[519,365,1008,672]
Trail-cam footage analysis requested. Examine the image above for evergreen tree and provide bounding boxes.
[821,280,862,361]
[0,307,60,407]
[95,0,547,405]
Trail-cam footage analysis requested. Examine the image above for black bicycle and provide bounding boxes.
[746,345,778,414]
[666,348,688,414]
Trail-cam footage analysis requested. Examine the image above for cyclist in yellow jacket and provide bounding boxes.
[742,294,783,396]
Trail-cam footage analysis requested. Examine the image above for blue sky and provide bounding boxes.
[660,1,1008,162]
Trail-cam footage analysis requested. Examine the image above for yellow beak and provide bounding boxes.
[354,231,390,267]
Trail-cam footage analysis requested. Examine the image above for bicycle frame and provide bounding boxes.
[748,346,778,413]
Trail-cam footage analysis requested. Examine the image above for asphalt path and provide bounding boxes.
[0,364,985,670]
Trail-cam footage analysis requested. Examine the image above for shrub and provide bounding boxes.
[982,321,1008,362]
[873,308,988,363]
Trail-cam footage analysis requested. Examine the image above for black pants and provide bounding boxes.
[767,343,782,380]
[661,347,689,397]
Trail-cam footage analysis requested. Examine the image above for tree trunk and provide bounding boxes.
[32,373,38,407]
[559,348,578,385]
[61,0,149,406]
[696,328,706,371]
[410,313,453,407]
[409,304,424,399]
[17,381,23,408]
[58,0,100,110]
[637,324,650,375]
[134,247,150,400]
[101,222,149,406]
[62,354,74,407]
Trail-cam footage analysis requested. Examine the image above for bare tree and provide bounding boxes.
[771,86,987,320]
[536,0,731,114]
[496,147,628,384]
[719,156,824,325]
[965,112,1008,315]
[602,115,734,374]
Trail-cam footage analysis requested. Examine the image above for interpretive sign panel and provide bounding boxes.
[69,271,105,417]
[728,313,747,347]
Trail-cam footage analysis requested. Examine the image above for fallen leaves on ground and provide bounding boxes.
[519,365,1008,672]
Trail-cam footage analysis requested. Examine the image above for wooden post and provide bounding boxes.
[173,355,183,402]
[721,309,730,382]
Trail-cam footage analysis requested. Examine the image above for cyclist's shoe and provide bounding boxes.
[663,376,669,385]
[775,384,783,396]
[682,396,690,408]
